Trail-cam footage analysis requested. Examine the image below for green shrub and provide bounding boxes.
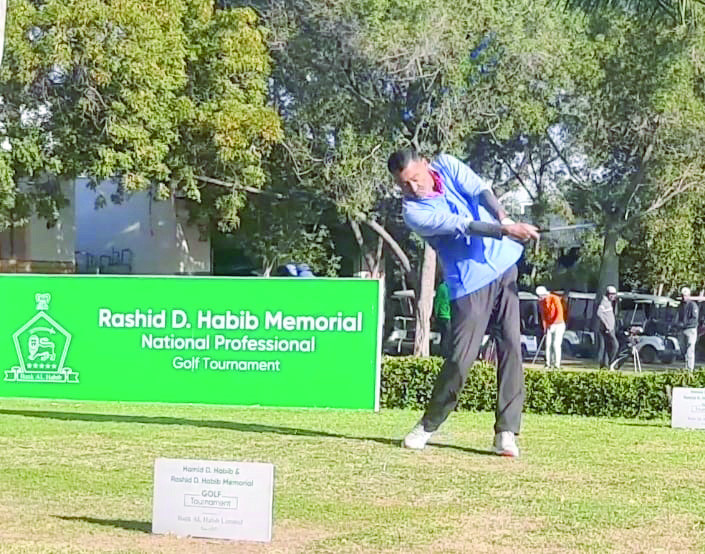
[381,356,705,418]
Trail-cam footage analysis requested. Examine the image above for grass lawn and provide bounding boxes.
[0,398,704,553]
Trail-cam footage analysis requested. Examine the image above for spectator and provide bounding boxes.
[595,285,619,369]
[677,287,699,371]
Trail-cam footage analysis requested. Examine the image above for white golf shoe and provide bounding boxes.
[492,431,519,458]
[402,422,433,450]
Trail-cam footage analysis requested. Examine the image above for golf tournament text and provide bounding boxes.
[98,308,365,372]
[98,308,363,332]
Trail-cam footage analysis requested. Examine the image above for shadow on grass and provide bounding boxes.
[54,515,150,533]
[0,408,495,456]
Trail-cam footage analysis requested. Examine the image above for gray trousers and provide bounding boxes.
[681,327,698,371]
[421,265,525,434]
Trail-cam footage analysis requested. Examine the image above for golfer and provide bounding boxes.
[387,149,538,457]
[536,286,566,369]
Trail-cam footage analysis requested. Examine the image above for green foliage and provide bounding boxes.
[519,242,559,289]
[175,3,282,230]
[563,0,705,27]
[382,356,705,418]
[236,195,341,276]
[623,193,705,292]
[0,0,281,231]
[236,0,599,286]
[548,16,705,293]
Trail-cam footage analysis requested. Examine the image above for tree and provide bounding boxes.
[622,192,705,293]
[564,0,705,26]
[545,14,705,296]
[0,0,281,239]
[238,0,592,354]
[235,184,342,276]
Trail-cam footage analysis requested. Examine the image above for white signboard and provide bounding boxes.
[152,458,274,542]
[671,387,705,429]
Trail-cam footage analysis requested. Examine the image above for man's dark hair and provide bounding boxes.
[387,149,423,174]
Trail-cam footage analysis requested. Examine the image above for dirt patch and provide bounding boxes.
[426,510,549,553]
[603,514,705,553]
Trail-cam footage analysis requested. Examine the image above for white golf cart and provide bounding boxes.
[383,290,442,355]
[479,291,541,361]
[616,292,680,364]
[561,291,597,358]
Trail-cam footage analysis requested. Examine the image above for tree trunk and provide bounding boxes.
[414,243,436,357]
[350,216,413,282]
[529,234,541,284]
[349,219,376,276]
[0,0,6,67]
[359,215,412,277]
[597,227,620,295]
[371,235,384,278]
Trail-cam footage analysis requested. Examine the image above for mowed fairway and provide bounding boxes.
[0,398,704,553]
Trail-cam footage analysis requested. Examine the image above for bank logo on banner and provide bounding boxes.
[4,293,79,384]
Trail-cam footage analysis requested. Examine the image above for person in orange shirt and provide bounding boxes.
[536,286,566,369]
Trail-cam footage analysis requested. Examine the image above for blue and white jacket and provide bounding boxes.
[402,154,523,300]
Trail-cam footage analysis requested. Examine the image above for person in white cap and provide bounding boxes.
[676,287,699,371]
[595,285,619,369]
[536,286,566,369]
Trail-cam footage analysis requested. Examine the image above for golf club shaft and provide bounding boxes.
[537,223,596,234]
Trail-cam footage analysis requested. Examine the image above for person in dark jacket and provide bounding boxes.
[595,285,619,369]
[677,287,699,371]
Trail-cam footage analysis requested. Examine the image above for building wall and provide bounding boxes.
[0,179,75,268]
[26,180,76,263]
[0,224,27,259]
[74,178,211,275]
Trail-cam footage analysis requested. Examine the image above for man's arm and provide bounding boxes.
[547,296,559,324]
[404,206,504,239]
[538,301,547,331]
[405,207,537,241]
[688,302,699,324]
[440,154,512,223]
[596,304,610,330]
[479,190,510,223]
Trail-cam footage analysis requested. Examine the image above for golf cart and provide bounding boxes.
[519,291,541,359]
[383,290,442,355]
[616,292,680,364]
[479,291,541,361]
[561,291,597,358]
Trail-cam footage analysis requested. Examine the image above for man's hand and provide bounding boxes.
[501,222,539,242]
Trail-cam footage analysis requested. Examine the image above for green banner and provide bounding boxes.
[0,275,382,410]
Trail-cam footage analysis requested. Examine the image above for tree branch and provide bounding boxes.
[625,169,702,227]
[349,218,377,273]
[356,214,412,276]
[546,132,586,185]
[194,174,414,278]
[498,151,535,201]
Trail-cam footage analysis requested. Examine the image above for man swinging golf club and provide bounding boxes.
[388,149,538,457]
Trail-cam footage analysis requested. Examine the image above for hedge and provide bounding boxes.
[381,356,705,419]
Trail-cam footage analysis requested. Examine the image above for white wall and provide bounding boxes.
[26,180,76,262]
[75,178,211,275]
[0,179,75,263]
